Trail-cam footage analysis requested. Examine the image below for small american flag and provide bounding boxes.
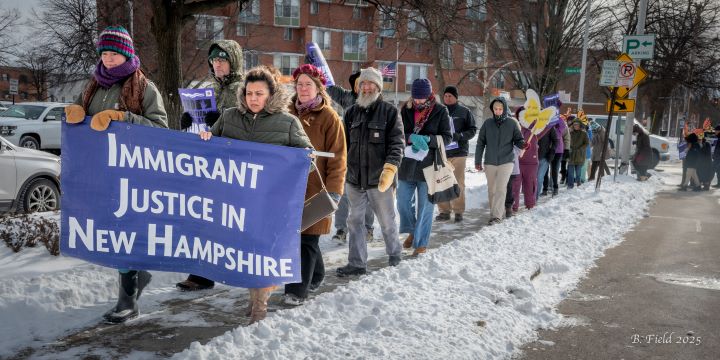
[381,62,397,77]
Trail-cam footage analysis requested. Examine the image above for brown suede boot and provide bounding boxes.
[403,234,414,249]
[412,247,427,256]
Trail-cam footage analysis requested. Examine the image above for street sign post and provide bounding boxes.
[617,62,636,88]
[606,98,635,113]
[599,60,620,87]
[9,79,18,95]
[565,67,582,74]
[623,34,655,60]
[608,53,647,98]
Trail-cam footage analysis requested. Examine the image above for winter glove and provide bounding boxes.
[180,112,193,130]
[377,163,398,192]
[409,134,430,152]
[64,104,85,124]
[328,192,341,203]
[204,111,221,127]
[90,110,126,131]
[563,149,570,160]
[452,133,462,142]
[475,163,483,171]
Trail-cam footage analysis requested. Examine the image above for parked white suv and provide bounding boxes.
[0,102,69,151]
[0,136,61,212]
[586,114,671,169]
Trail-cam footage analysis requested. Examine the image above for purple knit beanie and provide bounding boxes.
[411,78,432,99]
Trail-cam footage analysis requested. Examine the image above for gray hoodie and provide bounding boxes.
[475,97,525,166]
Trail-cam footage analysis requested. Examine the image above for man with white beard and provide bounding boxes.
[336,67,405,276]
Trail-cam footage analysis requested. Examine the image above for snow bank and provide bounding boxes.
[175,175,660,360]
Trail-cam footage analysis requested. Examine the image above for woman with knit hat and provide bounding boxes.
[63,25,167,324]
[281,64,347,306]
[397,78,452,256]
[199,65,313,324]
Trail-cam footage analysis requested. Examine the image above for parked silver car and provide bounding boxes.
[0,136,61,212]
[0,102,69,150]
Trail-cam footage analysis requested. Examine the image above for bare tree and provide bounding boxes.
[0,8,20,65]
[16,47,61,101]
[28,0,97,84]
[603,0,720,133]
[487,0,604,97]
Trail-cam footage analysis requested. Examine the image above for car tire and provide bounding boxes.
[19,178,60,213]
[650,149,660,169]
[19,135,40,150]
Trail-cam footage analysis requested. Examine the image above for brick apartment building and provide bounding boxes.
[97,0,608,117]
[0,67,45,103]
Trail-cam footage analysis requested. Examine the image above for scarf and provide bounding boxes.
[295,95,323,116]
[83,57,147,115]
[412,94,436,133]
[94,57,140,89]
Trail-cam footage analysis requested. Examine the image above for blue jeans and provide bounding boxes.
[397,180,435,249]
[567,164,582,188]
[536,158,550,200]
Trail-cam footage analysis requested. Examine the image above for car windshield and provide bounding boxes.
[0,105,46,120]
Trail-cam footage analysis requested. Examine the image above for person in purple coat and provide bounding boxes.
[511,107,539,211]
[544,118,568,196]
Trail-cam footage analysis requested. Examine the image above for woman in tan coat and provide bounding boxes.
[283,64,347,305]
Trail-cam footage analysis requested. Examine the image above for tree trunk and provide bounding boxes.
[150,2,184,130]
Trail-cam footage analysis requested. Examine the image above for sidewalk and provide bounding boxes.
[520,162,720,359]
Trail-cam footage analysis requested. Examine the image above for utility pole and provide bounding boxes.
[620,0,648,172]
[577,0,592,109]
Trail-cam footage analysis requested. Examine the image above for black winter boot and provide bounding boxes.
[103,270,151,324]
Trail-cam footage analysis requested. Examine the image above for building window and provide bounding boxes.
[274,0,300,27]
[495,24,510,49]
[463,43,484,66]
[517,24,537,49]
[237,23,247,36]
[351,62,361,73]
[19,74,29,84]
[196,15,224,48]
[244,50,259,71]
[495,70,506,88]
[352,7,362,19]
[273,54,299,76]
[407,11,428,39]
[343,32,367,61]
[239,0,260,23]
[344,0,368,5]
[375,36,384,49]
[440,41,453,68]
[310,1,319,14]
[312,29,331,51]
[283,27,293,41]
[378,11,396,38]
[405,65,428,91]
[0,74,7,81]
[466,0,486,20]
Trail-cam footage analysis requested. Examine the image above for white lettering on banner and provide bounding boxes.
[106,134,265,189]
[114,178,216,224]
[146,223,294,277]
[68,217,136,254]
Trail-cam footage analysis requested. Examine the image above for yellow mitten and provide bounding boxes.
[90,110,126,131]
[377,163,398,192]
[64,104,86,123]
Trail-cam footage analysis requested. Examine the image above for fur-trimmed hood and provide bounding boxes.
[236,82,292,115]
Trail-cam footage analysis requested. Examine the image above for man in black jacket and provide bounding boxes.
[337,67,405,276]
[436,86,477,223]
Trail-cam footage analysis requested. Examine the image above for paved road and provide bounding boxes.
[521,162,720,360]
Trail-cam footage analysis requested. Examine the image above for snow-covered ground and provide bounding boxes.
[1,160,667,359]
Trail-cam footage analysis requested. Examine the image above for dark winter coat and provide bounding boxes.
[568,128,589,165]
[398,98,453,182]
[698,140,714,183]
[289,94,347,235]
[713,138,720,166]
[444,103,477,158]
[685,143,701,169]
[211,79,313,149]
[327,85,357,118]
[633,127,653,168]
[208,40,243,112]
[475,97,525,166]
[344,95,405,189]
[591,125,610,161]
[537,126,558,162]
